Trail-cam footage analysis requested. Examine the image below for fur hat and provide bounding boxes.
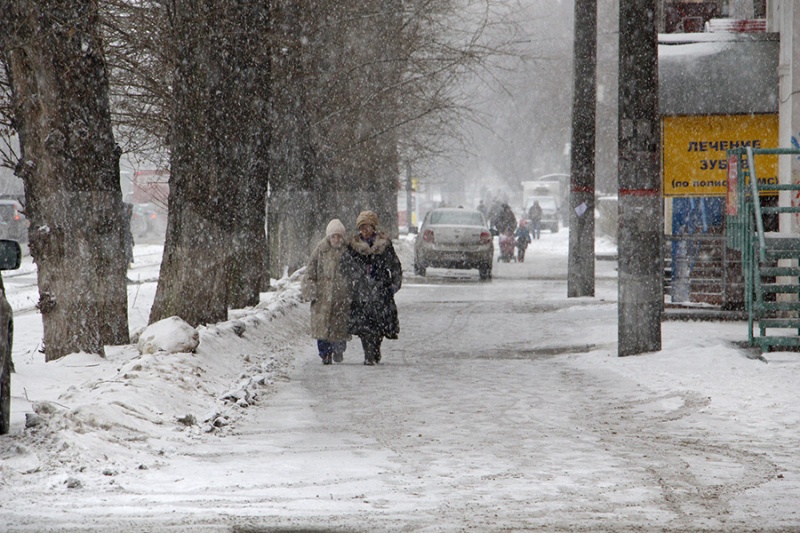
[356,210,379,229]
[325,219,346,237]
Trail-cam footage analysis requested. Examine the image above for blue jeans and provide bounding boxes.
[317,340,346,360]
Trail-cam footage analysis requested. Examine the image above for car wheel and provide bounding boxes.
[414,263,426,276]
[0,343,10,436]
[479,265,492,280]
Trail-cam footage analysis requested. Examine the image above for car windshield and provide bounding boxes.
[429,211,485,226]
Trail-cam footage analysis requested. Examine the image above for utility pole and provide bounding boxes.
[406,161,414,232]
[617,0,662,356]
[568,0,597,298]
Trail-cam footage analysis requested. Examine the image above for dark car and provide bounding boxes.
[414,207,493,280]
[0,200,28,243]
[130,202,167,238]
[0,239,22,434]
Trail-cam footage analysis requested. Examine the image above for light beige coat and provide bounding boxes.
[301,236,352,341]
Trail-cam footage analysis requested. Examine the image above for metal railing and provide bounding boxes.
[726,146,800,346]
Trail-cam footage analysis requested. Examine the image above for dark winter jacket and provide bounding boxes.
[528,203,543,222]
[494,205,517,234]
[514,225,531,249]
[346,231,402,339]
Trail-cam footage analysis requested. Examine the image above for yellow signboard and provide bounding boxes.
[663,114,778,197]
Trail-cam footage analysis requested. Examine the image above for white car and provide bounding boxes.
[413,207,493,280]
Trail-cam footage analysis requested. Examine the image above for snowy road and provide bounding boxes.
[2,234,799,531]
[233,261,785,532]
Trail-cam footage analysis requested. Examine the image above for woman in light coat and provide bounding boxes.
[302,219,352,365]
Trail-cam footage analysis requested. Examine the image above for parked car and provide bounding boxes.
[0,199,28,243]
[414,207,493,280]
[0,239,22,435]
[130,202,167,238]
[524,195,560,233]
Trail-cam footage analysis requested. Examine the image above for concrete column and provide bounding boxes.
[776,1,800,234]
[776,0,800,308]
[568,0,597,298]
[777,0,794,232]
[792,1,800,236]
[617,0,661,357]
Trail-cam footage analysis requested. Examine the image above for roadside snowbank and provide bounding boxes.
[2,269,309,493]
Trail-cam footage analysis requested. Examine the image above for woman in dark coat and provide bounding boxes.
[346,210,402,365]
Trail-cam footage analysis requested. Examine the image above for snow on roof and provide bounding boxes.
[659,33,779,116]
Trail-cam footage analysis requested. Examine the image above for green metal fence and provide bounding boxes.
[726,147,800,350]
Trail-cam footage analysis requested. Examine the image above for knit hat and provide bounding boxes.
[325,219,346,237]
[356,210,379,229]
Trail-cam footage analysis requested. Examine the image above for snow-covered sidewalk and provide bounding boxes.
[1,232,799,532]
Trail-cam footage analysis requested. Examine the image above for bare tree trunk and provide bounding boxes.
[150,1,229,326]
[219,2,270,308]
[226,177,269,308]
[150,0,270,325]
[335,1,401,236]
[267,0,319,275]
[1,0,129,361]
[267,0,403,266]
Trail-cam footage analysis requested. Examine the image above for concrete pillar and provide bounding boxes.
[568,0,597,298]
[617,0,662,357]
[777,0,796,233]
[776,0,800,309]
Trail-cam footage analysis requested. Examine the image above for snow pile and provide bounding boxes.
[395,233,417,271]
[136,316,199,354]
[0,276,309,491]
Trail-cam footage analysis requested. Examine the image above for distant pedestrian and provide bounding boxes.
[346,210,403,365]
[514,220,531,262]
[477,200,488,218]
[528,201,543,239]
[493,203,517,235]
[487,201,501,230]
[302,219,352,365]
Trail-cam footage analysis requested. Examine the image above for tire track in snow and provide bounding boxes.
[570,373,779,529]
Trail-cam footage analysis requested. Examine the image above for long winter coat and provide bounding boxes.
[494,206,517,234]
[301,237,352,342]
[346,231,402,339]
